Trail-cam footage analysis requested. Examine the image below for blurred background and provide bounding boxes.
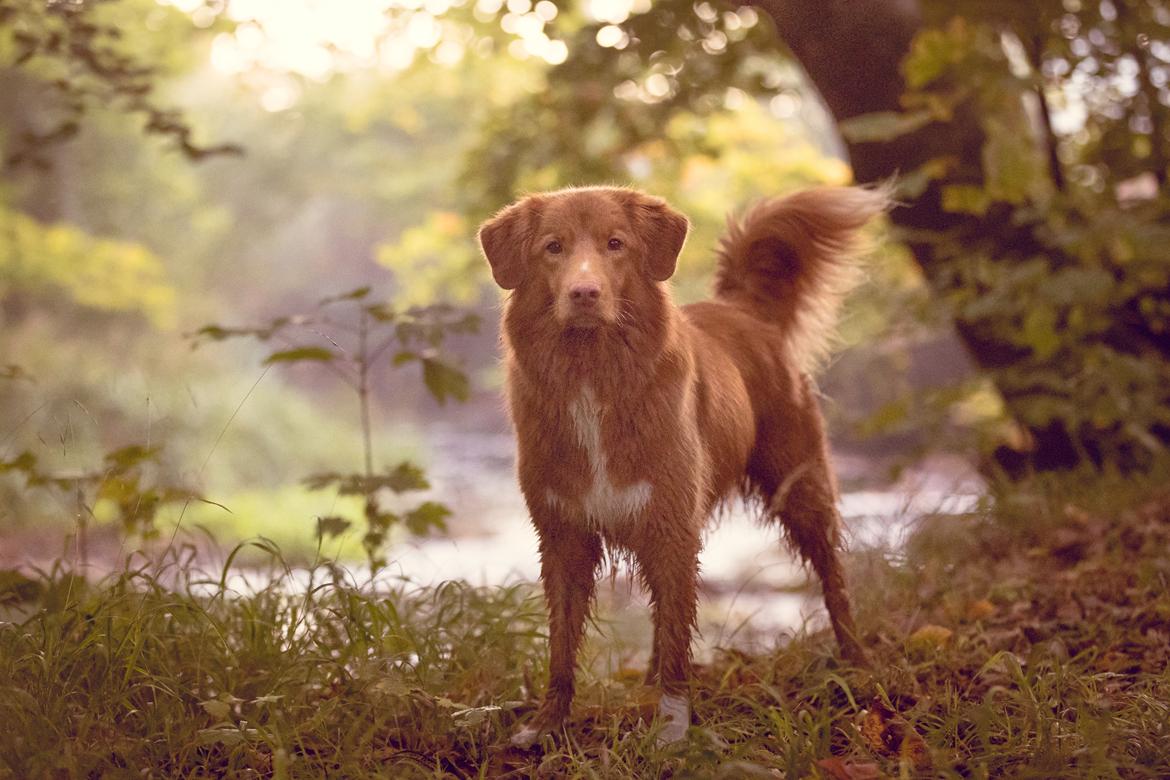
[1,0,1167,639]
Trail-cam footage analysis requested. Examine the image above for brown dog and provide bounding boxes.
[478,185,885,746]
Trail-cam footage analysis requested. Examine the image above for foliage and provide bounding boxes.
[376,211,482,307]
[384,0,855,306]
[0,205,177,326]
[0,3,512,555]
[0,0,1164,482]
[422,0,1170,471]
[0,549,547,778]
[915,0,1169,192]
[0,442,199,553]
[457,0,783,209]
[2,474,1170,777]
[839,5,1170,471]
[0,0,240,167]
[190,287,478,567]
[935,206,1170,467]
[454,0,819,203]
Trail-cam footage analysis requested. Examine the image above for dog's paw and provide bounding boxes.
[509,723,544,749]
[655,693,690,746]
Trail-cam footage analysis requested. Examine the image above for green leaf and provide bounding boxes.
[382,462,430,493]
[982,116,1046,205]
[0,451,37,475]
[97,475,141,503]
[839,110,935,143]
[366,303,396,321]
[860,399,911,436]
[191,325,232,340]
[315,515,353,539]
[1046,267,1115,307]
[103,444,160,470]
[392,350,419,366]
[263,347,338,365]
[422,357,469,405]
[941,185,992,216]
[404,501,451,536]
[302,463,429,496]
[1021,307,1061,361]
[189,324,255,342]
[200,699,232,721]
[368,511,399,532]
[903,19,973,89]
[896,156,957,199]
[197,728,246,747]
[188,319,291,346]
[319,286,371,306]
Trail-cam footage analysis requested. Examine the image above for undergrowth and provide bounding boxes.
[2,470,1169,778]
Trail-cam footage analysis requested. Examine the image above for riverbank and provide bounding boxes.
[1,468,1167,778]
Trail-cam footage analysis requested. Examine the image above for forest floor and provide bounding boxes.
[1,468,1169,778]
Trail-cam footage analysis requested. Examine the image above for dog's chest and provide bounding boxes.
[546,386,652,529]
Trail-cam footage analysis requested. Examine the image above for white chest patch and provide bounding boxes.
[548,386,651,529]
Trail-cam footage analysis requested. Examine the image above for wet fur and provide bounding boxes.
[479,185,886,742]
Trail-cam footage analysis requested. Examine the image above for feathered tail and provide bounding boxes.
[713,186,889,370]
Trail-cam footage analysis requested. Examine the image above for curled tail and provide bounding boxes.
[714,186,889,370]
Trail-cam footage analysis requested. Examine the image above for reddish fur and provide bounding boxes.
[478,185,886,740]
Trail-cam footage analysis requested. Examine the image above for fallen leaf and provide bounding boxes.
[452,705,502,727]
[859,698,931,770]
[200,699,231,721]
[966,599,996,621]
[907,624,953,657]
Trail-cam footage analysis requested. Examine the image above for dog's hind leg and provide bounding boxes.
[512,522,604,748]
[748,405,869,666]
[769,458,869,667]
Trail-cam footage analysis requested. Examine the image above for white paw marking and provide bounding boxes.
[656,694,690,744]
[563,386,651,529]
[510,724,541,749]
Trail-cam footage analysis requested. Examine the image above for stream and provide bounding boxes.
[380,423,983,658]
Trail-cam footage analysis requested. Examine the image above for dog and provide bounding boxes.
[478,185,885,747]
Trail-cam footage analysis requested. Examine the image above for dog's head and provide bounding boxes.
[478,187,689,330]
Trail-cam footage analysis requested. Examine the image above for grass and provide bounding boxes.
[2,470,1169,778]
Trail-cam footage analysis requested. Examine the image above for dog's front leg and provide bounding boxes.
[634,525,700,745]
[511,523,603,748]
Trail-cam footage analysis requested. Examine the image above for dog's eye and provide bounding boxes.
[607,238,623,251]
[546,240,563,255]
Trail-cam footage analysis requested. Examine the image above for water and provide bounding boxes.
[381,424,983,655]
[3,417,981,659]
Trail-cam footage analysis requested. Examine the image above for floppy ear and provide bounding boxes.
[478,197,542,290]
[627,194,689,282]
